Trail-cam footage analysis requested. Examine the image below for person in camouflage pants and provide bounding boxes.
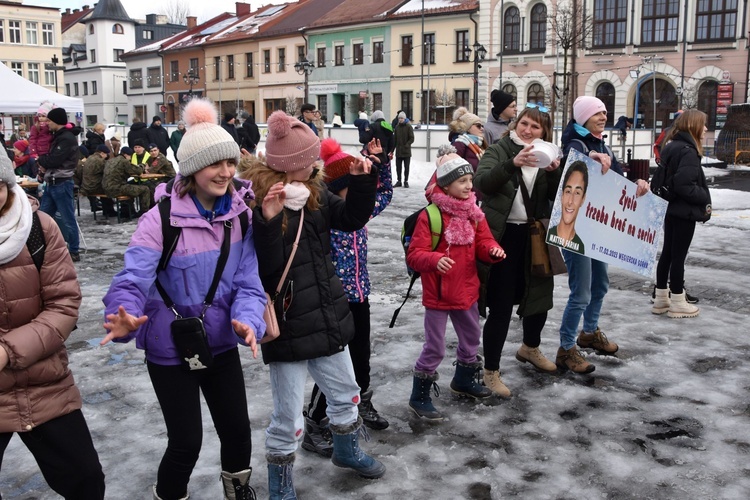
[102,147,150,216]
[144,144,176,206]
[80,145,116,217]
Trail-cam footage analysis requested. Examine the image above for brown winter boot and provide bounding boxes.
[651,288,671,314]
[667,292,699,318]
[515,344,557,373]
[577,327,619,355]
[483,369,511,398]
[556,346,595,374]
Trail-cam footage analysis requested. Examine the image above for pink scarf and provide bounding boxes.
[431,191,484,246]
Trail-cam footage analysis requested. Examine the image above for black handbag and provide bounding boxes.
[155,220,233,371]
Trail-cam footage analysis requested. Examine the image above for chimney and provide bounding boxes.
[65,8,71,15]
[73,8,79,13]
[236,2,251,16]
[186,16,197,29]
[82,4,89,9]
[146,14,156,24]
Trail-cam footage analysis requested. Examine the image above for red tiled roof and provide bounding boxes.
[61,7,94,33]
[255,0,348,38]
[306,0,407,29]
[388,0,478,19]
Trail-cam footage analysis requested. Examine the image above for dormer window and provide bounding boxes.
[89,24,94,34]
[112,23,124,34]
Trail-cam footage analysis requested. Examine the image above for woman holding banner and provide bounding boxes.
[556,96,649,374]
[652,110,710,319]
[474,104,562,398]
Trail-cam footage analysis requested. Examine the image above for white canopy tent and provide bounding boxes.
[0,62,84,114]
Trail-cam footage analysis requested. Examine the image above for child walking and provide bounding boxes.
[407,149,506,421]
[101,98,266,500]
[241,111,385,499]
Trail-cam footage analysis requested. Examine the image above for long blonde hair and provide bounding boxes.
[238,155,324,232]
[663,109,707,156]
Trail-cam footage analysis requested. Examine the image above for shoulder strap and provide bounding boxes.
[272,210,304,299]
[424,203,442,251]
[26,211,46,273]
[516,170,535,222]
[389,204,443,328]
[570,138,589,155]
[157,198,181,272]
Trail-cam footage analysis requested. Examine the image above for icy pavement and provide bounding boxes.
[3,161,750,499]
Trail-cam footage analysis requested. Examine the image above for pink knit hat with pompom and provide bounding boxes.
[177,98,240,176]
[320,138,354,193]
[264,110,320,172]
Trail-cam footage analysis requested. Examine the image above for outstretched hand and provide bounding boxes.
[349,156,372,176]
[101,306,148,345]
[262,181,286,221]
[232,319,258,359]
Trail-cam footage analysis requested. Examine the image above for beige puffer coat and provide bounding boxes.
[0,198,82,433]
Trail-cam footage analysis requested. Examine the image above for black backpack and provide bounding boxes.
[389,204,442,328]
[26,211,46,272]
[651,145,689,201]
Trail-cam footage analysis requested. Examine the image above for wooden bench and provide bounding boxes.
[90,194,138,223]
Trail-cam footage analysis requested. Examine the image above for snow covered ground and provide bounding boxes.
[3,158,750,499]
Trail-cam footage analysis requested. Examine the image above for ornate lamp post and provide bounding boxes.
[182,68,199,101]
[471,42,487,115]
[294,58,314,103]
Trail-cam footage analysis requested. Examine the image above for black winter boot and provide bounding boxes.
[358,389,389,430]
[267,453,297,500]
[301,413,333,458]
[330,417,386,479]
[220,468,256,500]
[450,359,493,399]
[408,371,443,421]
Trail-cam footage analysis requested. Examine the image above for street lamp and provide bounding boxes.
[294,58,314,104]
[629,66,641,155]
[470,42,487,115]
[47,54,64,93]
[183,68,199,101]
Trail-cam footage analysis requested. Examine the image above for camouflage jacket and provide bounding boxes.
[103,155,143,196]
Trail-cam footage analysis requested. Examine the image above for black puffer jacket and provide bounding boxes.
[127,122,149,148]
[37,125,82,181]
[252,170,377,364]
[660,131,712,222]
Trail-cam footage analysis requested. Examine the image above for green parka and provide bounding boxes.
[474,136,562,316]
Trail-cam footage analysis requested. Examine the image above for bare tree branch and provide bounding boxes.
[160,0,190,25]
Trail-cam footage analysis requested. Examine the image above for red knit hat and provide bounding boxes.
[13,139,29,151]
[320,138,353,193]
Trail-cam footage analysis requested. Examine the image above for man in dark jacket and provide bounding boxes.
[127,118,149,148]
[240,113,261,153]
[221,113,241,146]
[146,116,169,155]
[369,110,395,157]
[36,107,82,260]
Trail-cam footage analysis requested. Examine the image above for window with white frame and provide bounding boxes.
[334,44,344,66]
[74,82,79,96]
[11,61,22,76]
[143,30,153,40]
[26,22,37,45]
[114,49,124,61]
[0,21,4,43]
[246,52,253,77]
[317,46,326,67]
[92,81,97,94]
[277,48,285,72]
[44,68,55,86]
[147,67,161,87]
[372,40,383,63]
[42,23,54,46]
[27,63,39,84]
[456,30,469,62]
[9,21,21,44]
[113,24,124,34]
[83,81,88,95]
[90,49,96,63]
[65,83,70,96]
[353,42,363,65]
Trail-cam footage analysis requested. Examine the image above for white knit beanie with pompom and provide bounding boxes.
[177,98,240,176]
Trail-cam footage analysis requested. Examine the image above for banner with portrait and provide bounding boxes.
[546,150,668,277]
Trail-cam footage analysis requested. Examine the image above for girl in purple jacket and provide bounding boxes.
[101,99,266,500]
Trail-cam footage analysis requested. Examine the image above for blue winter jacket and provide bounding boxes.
[561,120,623,176]
[330,158,393,302]
[102,175,267,366]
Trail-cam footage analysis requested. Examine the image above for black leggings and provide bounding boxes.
[0,409,105,499]
[148,348,251,500]
[395,157,411,182]
[482,223,548,371]
[656,214,696,294]
[309,300,371,423]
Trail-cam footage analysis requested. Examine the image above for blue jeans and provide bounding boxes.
[559,250,609,349]
[266,348,360,457]
[39,179,79,254]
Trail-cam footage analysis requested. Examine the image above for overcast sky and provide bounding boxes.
[36,0,287,23]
